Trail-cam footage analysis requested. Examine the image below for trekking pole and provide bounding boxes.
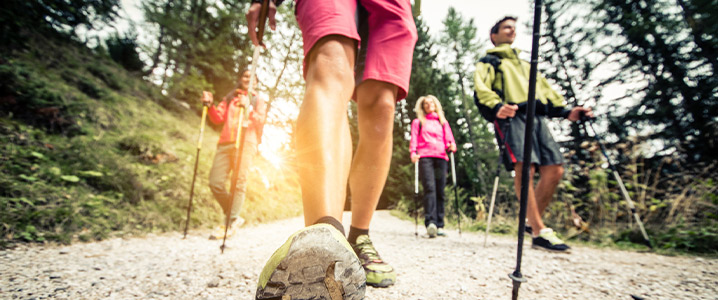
[450,151,461,236]
[220,0,270,254]
[414,160,419,238]
[484,119,509,247]
[183,103,209,239]
[220,105,246,254]
[581,116,651,247]
[484,162,500,247]
[510,1,543,298]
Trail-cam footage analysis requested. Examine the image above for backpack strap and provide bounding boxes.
[479,53,504,101]
[474,53,505,122]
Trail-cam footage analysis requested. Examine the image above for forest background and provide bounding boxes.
[1,0,716,254]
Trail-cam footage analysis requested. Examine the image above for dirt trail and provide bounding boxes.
[1,211,716,300]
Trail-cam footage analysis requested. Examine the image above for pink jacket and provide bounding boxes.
[410,113,456,161]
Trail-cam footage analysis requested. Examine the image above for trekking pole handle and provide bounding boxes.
[450,152,457,185]
[414,160,419,194]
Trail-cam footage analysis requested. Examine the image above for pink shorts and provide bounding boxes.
[295,0,417,100]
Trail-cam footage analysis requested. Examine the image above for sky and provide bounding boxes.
[114,0,536,54]
[420,0,534,53]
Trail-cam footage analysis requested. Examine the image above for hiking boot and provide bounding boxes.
[531,228,571,253]
[255,224,366,300]
[208,217,245,240]
[426,223,438,238]
[351,235,396,288]
[437,228,447,237]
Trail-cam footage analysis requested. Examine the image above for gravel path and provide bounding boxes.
[2,211,717,300]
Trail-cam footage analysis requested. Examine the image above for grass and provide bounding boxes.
[0,33,302,247]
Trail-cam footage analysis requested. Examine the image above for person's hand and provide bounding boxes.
[496,104,518,119]
[246,1,277,47]
[448,143,457,153]
[568,106,593,122]
[411,153,420,163]
[201,91,213,106]
[237,95,250,107]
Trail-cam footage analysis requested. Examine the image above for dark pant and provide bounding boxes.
[419,157,448,228]
[208,129,258,221]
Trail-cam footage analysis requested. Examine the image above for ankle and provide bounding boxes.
[532,226,548,238]
[314,216,345,236]
[347,226,369,244]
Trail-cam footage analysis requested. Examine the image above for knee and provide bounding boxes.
[307,37,355,88]
[546,166,564,185]
[208,178,224,194]
[357,91,395,118]
[422,183,436,194]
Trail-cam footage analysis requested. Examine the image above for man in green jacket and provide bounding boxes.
[474,16,593,253]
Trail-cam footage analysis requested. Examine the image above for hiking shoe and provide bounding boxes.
[427,223,438,238]
[208,217,245,240]
[437,228,447,237]
[351,235,396,288]
[531,228,571,253]
[255,224,366,300]
[524,224,533,235]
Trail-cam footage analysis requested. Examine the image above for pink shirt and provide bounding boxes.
[410,113,456,161]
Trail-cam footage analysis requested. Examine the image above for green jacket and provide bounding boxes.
[473,43,569,120]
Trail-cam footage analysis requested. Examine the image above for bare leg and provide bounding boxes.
[535,164,564,216]
[349,80,398,229]
[513,162,545,234]
[296,36,356,226]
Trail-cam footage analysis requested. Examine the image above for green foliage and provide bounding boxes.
[105,32,145,73]
[0,31,302,247]
[1,0,119,48]
[141,0,254,102]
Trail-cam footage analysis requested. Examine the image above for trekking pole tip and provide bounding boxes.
[508,272,527,300]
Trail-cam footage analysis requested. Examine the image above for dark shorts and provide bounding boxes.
[494,114,563,170]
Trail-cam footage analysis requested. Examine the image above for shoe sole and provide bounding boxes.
[209,229,237,240]
[427,225,437,238]
[531,244,572,254]
[255,227,366,300]
[367,278,394,288]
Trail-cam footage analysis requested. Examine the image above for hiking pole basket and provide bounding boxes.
[580,116,651,247]
[183,104,209,239]
[510,0,543,298]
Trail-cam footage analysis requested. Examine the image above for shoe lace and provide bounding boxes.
[355,237,382,262]
[542,230,565,245]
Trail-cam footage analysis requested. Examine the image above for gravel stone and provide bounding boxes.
[1,211,716,299]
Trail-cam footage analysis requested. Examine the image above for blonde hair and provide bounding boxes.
[414,95,447,126]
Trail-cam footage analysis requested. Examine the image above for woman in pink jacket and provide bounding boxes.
[410,95,457,238]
